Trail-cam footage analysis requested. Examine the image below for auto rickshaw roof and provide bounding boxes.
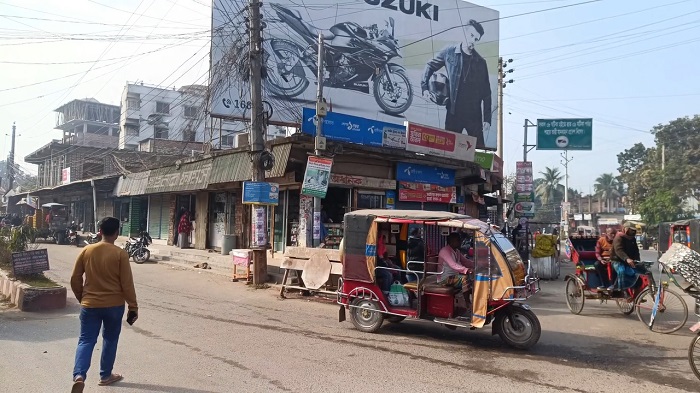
[41,202,65,208]
[344,209,486,231]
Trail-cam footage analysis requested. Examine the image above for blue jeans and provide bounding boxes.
[73,305,125,381]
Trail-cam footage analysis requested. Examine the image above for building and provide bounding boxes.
[54,98,120,148]
[120,82,207,150]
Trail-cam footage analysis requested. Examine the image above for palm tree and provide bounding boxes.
[535,167,564,205]
[594,173,621,212]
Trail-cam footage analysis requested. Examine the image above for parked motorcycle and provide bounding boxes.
[124,231,152,264]
[83,231,102,246]
[67,222,80,247]
[267,3,413,115]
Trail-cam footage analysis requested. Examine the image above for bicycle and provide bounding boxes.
[635,260,688,334]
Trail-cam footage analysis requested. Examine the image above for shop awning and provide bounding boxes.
[208,143,291,185]
[113,171,151,197]
[145,159,213,194]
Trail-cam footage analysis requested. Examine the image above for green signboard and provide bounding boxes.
[474,152,495,171]
[514,192,536,218]
[537,118,592,150]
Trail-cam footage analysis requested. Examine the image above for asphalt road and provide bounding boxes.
[1,245,698,393]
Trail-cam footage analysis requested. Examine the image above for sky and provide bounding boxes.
[1,0,699,195]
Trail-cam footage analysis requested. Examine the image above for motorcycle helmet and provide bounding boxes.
[428,72,450,106]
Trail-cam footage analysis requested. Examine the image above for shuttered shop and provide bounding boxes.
[148,195,169,239]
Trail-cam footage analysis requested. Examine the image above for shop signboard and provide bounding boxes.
[61,167,71,185]
[492,155,503,179]
[301,156,333,198]
[301,108,405,149]
[396,162,455,187]
[329,173,396,190]
[474,152,494,171]
[242,181,280,205]
[537,118,593,150]
[514,161,535,218]
[211,0,500,150]
[398,181,457,204]
[405,122,477,162]
[385,190,396,209]
[11,249,50,276]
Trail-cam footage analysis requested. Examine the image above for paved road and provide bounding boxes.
[1,245,698,392]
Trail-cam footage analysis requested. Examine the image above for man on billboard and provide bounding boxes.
[421,19,492,148]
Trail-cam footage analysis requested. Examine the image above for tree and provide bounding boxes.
[535,167,563,205]
[594,173,621,213]
[0,160,38,191]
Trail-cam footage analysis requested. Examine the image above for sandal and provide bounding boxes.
[71,376,85,393]
[98,373,123,386]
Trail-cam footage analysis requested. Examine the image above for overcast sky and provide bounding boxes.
[1,0,698,194]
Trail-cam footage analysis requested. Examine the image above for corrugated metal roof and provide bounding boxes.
[114,171,151,196]
[145,159,213,194]
[209,143,291,184]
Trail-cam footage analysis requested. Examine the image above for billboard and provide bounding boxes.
[301,108,405,149]
[405,122,476,161]
[211,0,500,150]
[396,162,455,187]
[537,119,593,150]
[514,161,534,218]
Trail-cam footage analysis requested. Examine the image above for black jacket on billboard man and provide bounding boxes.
[421,20,492,148]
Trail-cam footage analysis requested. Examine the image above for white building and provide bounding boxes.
[119,82,207,150]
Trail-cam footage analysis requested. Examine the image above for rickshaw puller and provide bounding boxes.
[611,223,646,291]
[438,233,475,310]
[595,228,616,290]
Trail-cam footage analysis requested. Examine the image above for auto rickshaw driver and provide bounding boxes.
[438,232,475,313]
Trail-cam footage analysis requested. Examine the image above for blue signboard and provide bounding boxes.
[385,190,396,210]
[242,181,279,205]
[396,162,455,187]
[301,108,406,149]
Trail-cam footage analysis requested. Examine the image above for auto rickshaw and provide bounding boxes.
[337,210,542,350]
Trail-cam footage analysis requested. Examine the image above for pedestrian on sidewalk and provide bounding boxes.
[70,216,139,392]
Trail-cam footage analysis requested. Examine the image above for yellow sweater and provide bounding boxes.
[70,242,138,310]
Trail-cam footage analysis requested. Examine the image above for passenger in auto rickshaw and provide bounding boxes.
[611,223,645,290]
[595,228,617,290]
[437,232,475,310]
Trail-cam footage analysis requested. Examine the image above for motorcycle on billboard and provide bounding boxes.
[265,3,413,116]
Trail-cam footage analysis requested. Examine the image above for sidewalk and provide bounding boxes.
[118,236,287,283]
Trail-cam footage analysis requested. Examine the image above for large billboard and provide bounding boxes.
[211,0,500,150]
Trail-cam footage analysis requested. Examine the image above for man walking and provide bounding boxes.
[70,217,138,392]
[422,19,492,148]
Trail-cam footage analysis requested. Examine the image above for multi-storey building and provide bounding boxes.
[54,98,120,148]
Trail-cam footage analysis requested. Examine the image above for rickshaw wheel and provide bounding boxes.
[688,334,700,381]
[386,315,405,324]
[615,298,635,315]
[495,305,541,350]
[349,298,384,333]
[565,278,585,315]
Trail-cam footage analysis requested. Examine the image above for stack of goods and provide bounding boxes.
[532,234,557,258]
[660,243,700,288]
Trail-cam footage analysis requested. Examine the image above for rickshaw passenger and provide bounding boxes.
[611,223,646,290]
[407,228,425,282]
[594,228,616,290]
[437,232,474,291]
[376,235,400,293]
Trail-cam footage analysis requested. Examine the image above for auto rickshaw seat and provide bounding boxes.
[420,275,460,295]
[403,282,418,291]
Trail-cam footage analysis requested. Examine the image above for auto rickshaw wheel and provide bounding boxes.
[349,298,384,333]
[565,278,585,315]
[386,315,405,324]
[495,305,541,350]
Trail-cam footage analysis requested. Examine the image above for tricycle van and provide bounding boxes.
[564,235,688,333]
[337,210,541,350]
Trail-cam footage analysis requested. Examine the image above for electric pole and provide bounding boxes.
[313,33,326,247]
[496,58,513,159]
[7,122,16,192]
[561,150,573,237]
[249,0,268,284]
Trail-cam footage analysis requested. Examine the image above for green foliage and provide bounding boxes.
[535,167,564,205]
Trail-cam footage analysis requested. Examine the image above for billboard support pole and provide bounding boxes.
[249,0,268,284]
[560,150,573,238]
[522,119,536,161]
[313,33,326,248]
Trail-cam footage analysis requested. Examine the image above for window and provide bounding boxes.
[126,97,140,110]
[221,134,234,147]
[154,126,169,139]
[155,101,170,115]
[184,105,198,118]
[183,128,196,142]
[87,124,109,135]
[125,125,139,136]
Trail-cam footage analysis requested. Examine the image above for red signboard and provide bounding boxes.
[405,122,476,161]
[398,182,456,204]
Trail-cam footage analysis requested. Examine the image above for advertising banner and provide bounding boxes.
[396,162,455,187]
[537,119,593,150]
[301,156,333,198]
[251,206,267,248]
[405,122,476,161]
[61,167,71,185]
[398,182,457,204]
[211,0,499,150]
[514,161,535,218]
[242,181,280,205]
[301,108,405,149]
[385,190,396,209]
[474,151,494,171]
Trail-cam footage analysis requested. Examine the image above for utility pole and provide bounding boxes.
[248,0,268,284]
[522,119,536,161]
[7,122,16,192]
[561,150,573,237]
[497,58,513,159]
[313,33,327,247]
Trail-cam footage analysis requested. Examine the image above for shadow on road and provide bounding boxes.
[108,382,219,393]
